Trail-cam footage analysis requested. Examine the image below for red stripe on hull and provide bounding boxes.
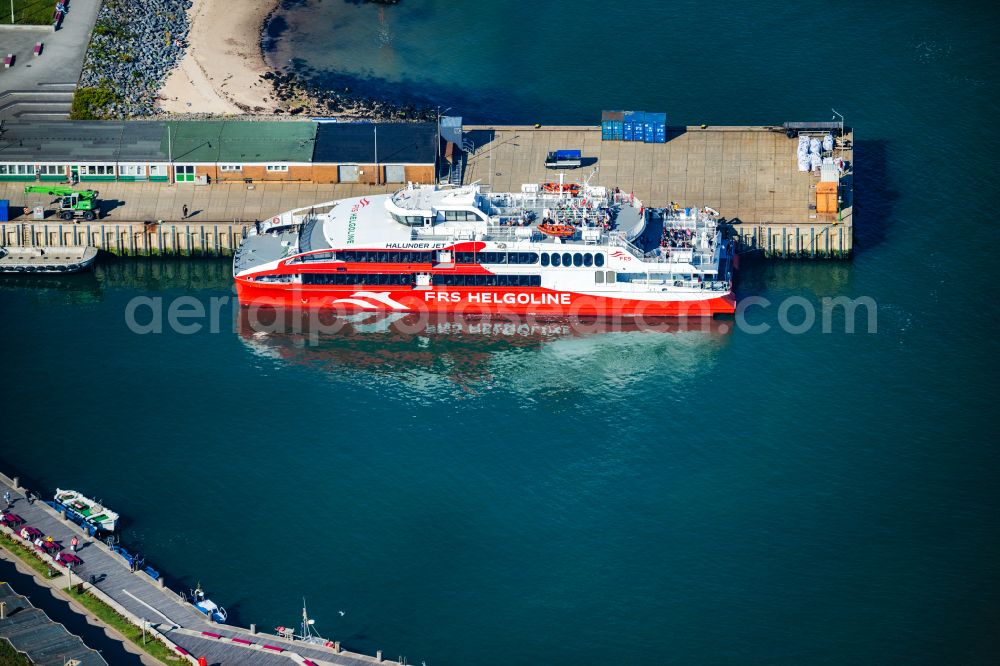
[236,280,736,317]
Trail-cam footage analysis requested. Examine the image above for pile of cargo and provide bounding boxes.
[601,111,667,143]
[797,133,835,172]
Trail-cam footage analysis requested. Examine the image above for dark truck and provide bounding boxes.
[544,150,582,169]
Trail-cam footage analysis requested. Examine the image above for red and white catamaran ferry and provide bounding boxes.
[234,180,735,317]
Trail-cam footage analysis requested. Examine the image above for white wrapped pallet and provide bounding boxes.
[810,138,822,155]
[798,155,811,172]
[810,152,822,171]
[823,133,835,152]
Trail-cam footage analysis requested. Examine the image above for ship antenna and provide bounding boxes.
[302,597,308,637]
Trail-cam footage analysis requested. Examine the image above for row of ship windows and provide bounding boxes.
[541,252,606,268]
[291,250,606,267]
[293,250,544,265]
[264,273,545,287]
[432,274,542,287]
[301,273,414,286]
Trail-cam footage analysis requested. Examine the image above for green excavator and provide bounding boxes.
[23,185,100,221]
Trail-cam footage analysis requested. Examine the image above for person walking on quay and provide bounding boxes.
[3,490,10,509]
[182,204,189,219]
[71,536,79,552]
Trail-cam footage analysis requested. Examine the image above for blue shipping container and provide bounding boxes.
[612,120,624,140]
[654,123,667,143]
[624,111,645,141]
[644,120,656,143]
[623,122,634,141]
[0,199,8,222]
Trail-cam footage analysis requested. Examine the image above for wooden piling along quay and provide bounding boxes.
[0,222,248,257]
[729,220,852,259]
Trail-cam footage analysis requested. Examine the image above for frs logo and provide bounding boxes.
[351,197,371,213]
[331,291,408,311]
[610,250,632,261]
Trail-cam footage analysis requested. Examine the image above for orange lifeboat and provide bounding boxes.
[541,182,581,195]
[537,223,576,238]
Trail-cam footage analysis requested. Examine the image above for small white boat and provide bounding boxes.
[53,489,119,532]
[0,246,98,273]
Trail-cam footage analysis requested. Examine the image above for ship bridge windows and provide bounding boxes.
[442,209,485,222]
[391,213,425,226]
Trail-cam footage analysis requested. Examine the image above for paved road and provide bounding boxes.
[0,476,392,666]
[2,181,400,224]
[0,0,102,120]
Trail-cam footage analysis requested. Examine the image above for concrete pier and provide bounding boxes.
[463,125,854,258]
[0,124,853,258]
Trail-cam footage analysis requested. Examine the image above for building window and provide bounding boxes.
[119,164,146,177]
[37,165,66,176]
[220,164,243,172]
[149,165,168,177]
[266,165,289,172]
[0,164,34,175]
[80,164,115,176]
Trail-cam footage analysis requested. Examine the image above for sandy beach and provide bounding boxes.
[158,0,277,114]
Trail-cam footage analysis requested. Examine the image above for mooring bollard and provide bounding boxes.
[376,649,382,662]
[157,577,165,589]
[334,641,340,653]
[12,477,19,490]
[249,623,256,635]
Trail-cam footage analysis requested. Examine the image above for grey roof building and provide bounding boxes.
[313,122,437,164]
[0,582,108,666]
[0,121,168,163]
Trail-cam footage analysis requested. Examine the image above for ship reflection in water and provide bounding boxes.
[237,307,733,392]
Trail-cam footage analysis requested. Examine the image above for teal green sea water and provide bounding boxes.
[4,1,1000,664]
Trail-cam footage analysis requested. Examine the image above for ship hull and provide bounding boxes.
[236,280,736,317]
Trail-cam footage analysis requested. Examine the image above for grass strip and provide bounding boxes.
[3,0,55,25]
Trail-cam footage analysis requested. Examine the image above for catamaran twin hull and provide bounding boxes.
[233,184,737,318]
